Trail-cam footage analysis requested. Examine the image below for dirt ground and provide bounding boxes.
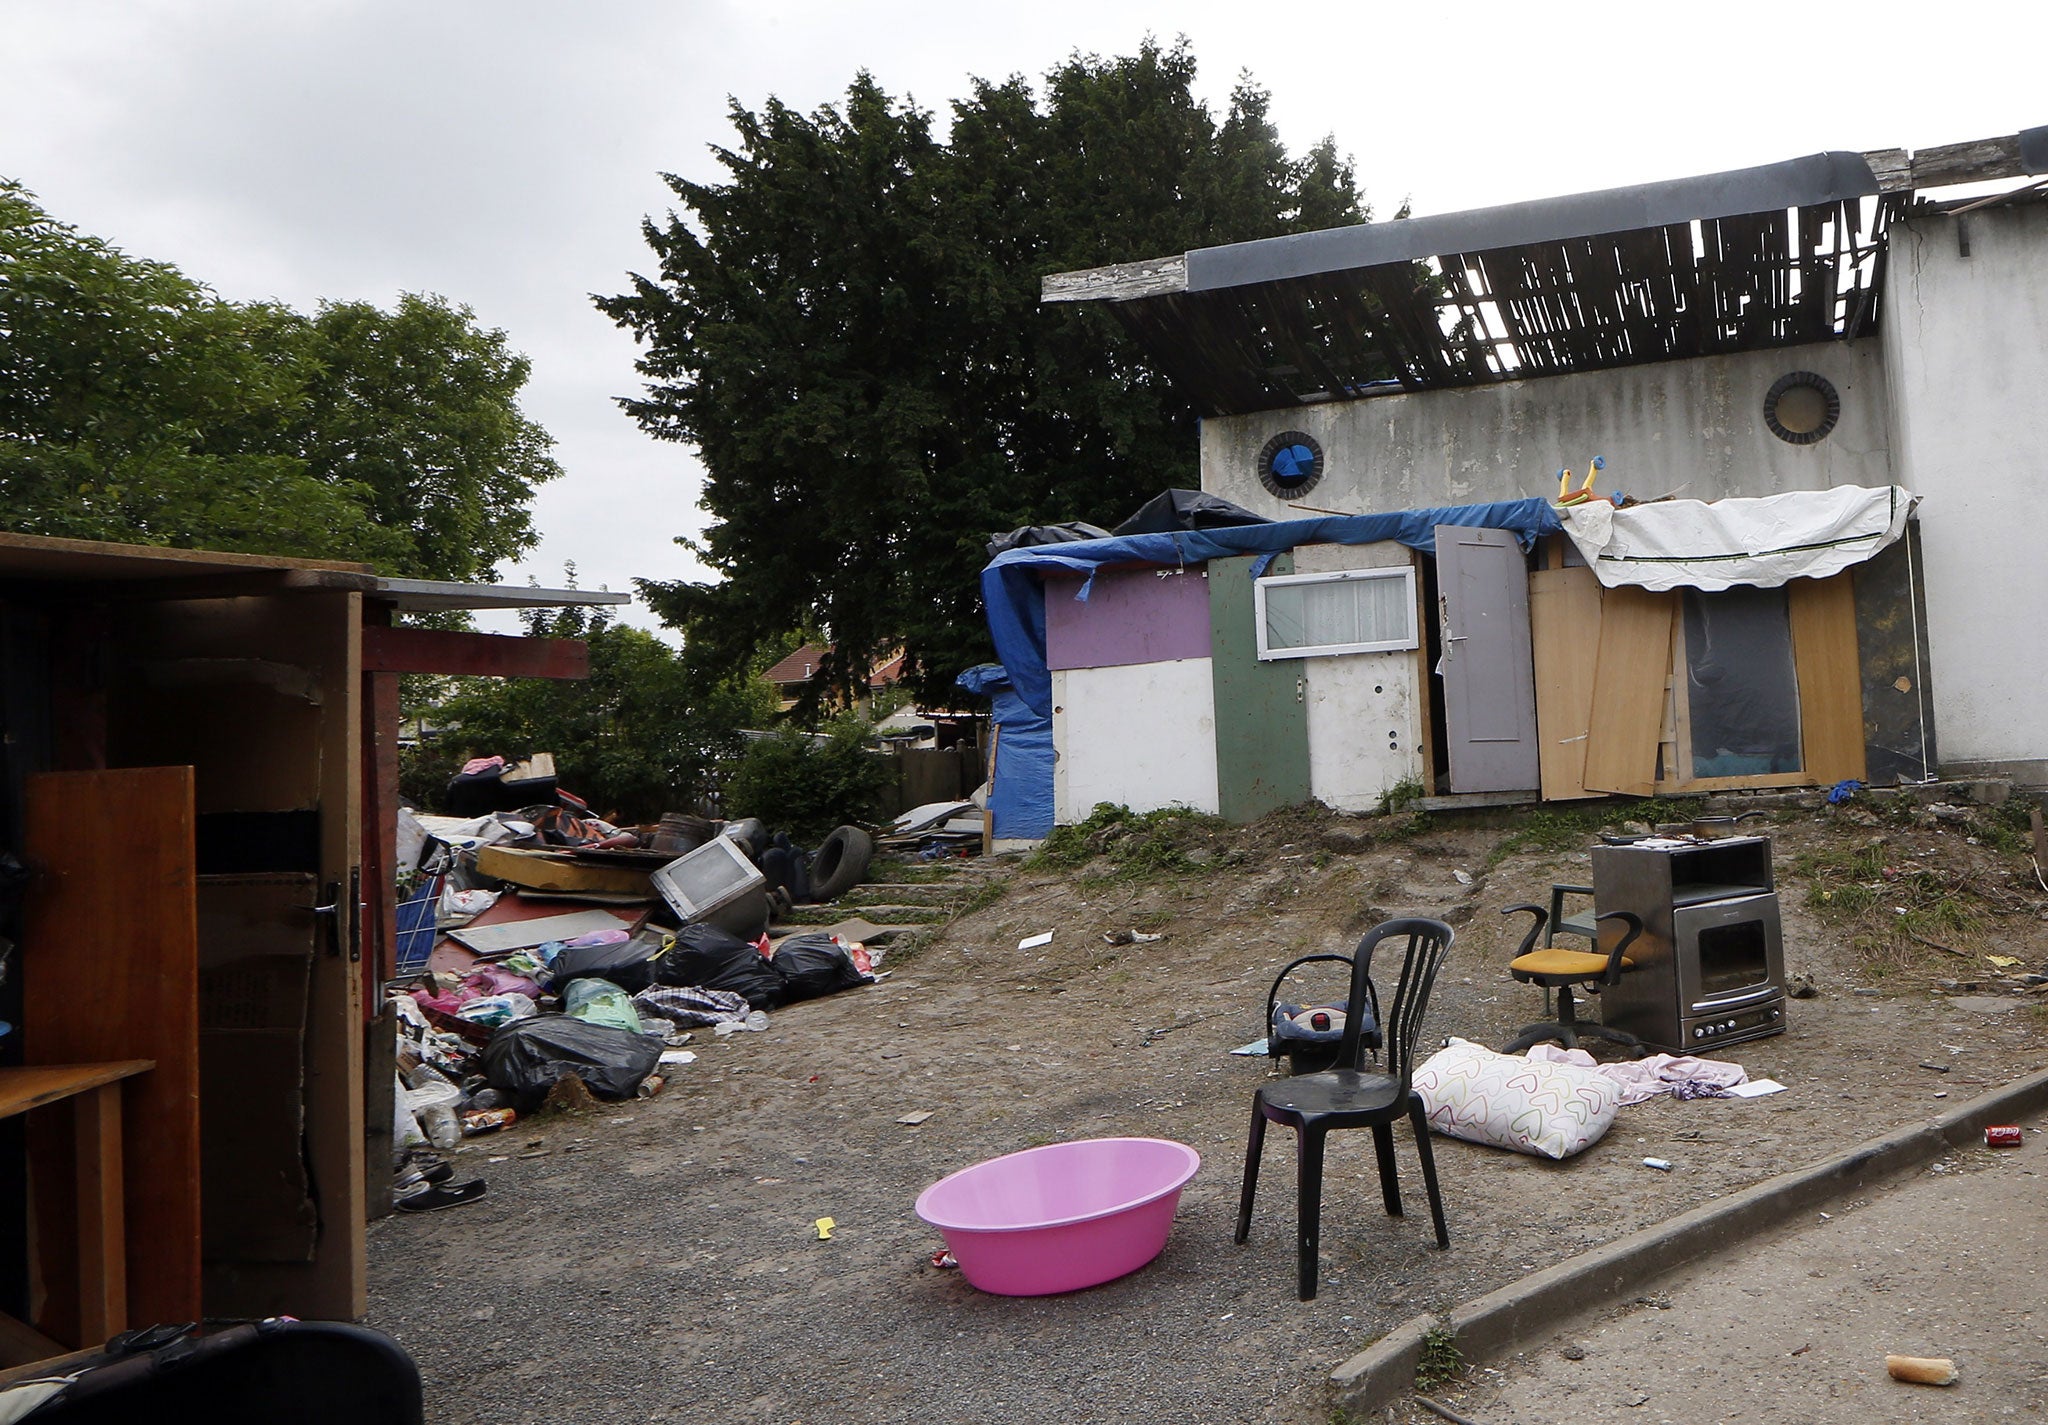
[1428,1103,2047,1424]
[366,793,2048,1424]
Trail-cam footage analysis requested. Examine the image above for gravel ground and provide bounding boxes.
[366,803,2048,1424]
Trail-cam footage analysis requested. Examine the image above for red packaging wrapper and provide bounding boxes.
[1985,1124,2022,1148]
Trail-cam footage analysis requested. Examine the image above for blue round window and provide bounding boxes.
[1257,430,1324,497]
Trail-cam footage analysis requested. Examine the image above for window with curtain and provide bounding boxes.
[1255,567,1418,659]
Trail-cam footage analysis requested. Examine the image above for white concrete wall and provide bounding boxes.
[1289,542,1427,810]
[1882,204,2048,771]
[1202,341,1892,518]
[1051,661,1220,820]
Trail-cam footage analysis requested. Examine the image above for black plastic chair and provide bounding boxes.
[1234,917,1454,1300]
[1499,904,1645,1055]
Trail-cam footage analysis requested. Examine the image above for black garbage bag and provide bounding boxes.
[482,1015,662,1104]
[1112,488,1271,536]
[771,932,871,1003]
[653,923,788,1010]
[547,936,661,994]
[984,520,1112,560]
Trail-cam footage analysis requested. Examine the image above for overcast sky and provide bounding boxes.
[6,1,2044,633]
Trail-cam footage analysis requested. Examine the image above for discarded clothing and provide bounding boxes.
[1526,1044,1749,1105]
[632,984,752,1029]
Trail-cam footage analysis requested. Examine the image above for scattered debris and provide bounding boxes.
[814,1217,836,1241]
[1642,1157,1673,1172]
[1017,931,1054,950]
[1102,928,1165,945]
[896,1110,935,1126]
[1886,1355,1958,1386]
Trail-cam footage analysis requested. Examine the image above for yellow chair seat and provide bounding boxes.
[1510,948,1635,980]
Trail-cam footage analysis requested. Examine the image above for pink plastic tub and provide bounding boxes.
[914,1137,1200,1295]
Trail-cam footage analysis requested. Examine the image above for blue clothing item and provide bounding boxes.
[979,499,1563,719]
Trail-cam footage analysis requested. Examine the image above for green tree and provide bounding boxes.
[0,180,405,561]
[599,40,1370,707]
[296,294,562,582]
[413,600,779,822]
[0,181,559,578]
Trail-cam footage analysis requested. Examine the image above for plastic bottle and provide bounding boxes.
[418,1101,461,1150]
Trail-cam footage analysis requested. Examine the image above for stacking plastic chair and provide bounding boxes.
[1234,917,1454,1300]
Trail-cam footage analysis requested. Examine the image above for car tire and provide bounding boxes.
[808,825,874,902]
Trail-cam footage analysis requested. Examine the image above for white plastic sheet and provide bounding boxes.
[1561,484,1915,590]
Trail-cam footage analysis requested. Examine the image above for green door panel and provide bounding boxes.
[1209,553,1311,823]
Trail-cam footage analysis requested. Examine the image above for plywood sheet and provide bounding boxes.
[1583,587,1677,795]
[23,767,202,1343]
[1789,574,1868,785]
[1529,566,1604,800]
[1044,565,1211,670]
[1053,660,1220,819]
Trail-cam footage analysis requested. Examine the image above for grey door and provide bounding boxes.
[1436,524,1540,792]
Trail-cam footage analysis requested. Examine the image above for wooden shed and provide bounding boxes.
[0,533,620,1362]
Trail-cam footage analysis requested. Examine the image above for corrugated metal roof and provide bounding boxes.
[1041,131,2048,415]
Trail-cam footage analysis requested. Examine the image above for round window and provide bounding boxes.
[1763,372,1840,445]
[1257,430,1324,497]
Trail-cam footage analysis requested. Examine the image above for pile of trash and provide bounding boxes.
[385,757,886,1212]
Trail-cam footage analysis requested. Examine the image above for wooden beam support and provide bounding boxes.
[1864,133,2043,194]
[360,625,590,679]
[1041,254,1187,304]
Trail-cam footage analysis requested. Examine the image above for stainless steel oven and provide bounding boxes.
[1592,836,1787,1053]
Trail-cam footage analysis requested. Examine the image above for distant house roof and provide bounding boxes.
[764,643,904,693]
[1042,127,2047,415]
[764,643,829,689]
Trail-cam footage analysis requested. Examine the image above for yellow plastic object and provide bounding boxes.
[815,1216,835,1240]
[1510,948,1636,978]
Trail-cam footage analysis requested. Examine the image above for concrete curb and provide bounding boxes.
[1329,1064,2048,1417]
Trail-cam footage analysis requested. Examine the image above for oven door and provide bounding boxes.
[1672,893,1784,1012]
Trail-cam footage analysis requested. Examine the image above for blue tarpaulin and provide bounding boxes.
[978,499,1563,720]
[955,663,1054,841]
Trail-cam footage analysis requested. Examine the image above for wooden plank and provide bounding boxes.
[1789,574,1868,785]
[475,845,656,897]
[1040,254,1188,304]
[24,767,202,1343]
[0,530,370,581]
[1528,566,1603,801]
[73,1084,127,1346]
[360,625,590,679]
[0,1063,154,1120]
[1907,135,2029,191]
[1582,587,1676,796]
[0,1315,71,1371]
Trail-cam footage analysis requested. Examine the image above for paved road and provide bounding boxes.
[1423,1108,2046,1424]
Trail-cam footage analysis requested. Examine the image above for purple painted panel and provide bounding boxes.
[1044,566,1212,671]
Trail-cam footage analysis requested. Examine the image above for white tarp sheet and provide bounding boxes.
[1560,484,1916,590]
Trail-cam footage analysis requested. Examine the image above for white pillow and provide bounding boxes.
[1412,1037,1621,1160]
